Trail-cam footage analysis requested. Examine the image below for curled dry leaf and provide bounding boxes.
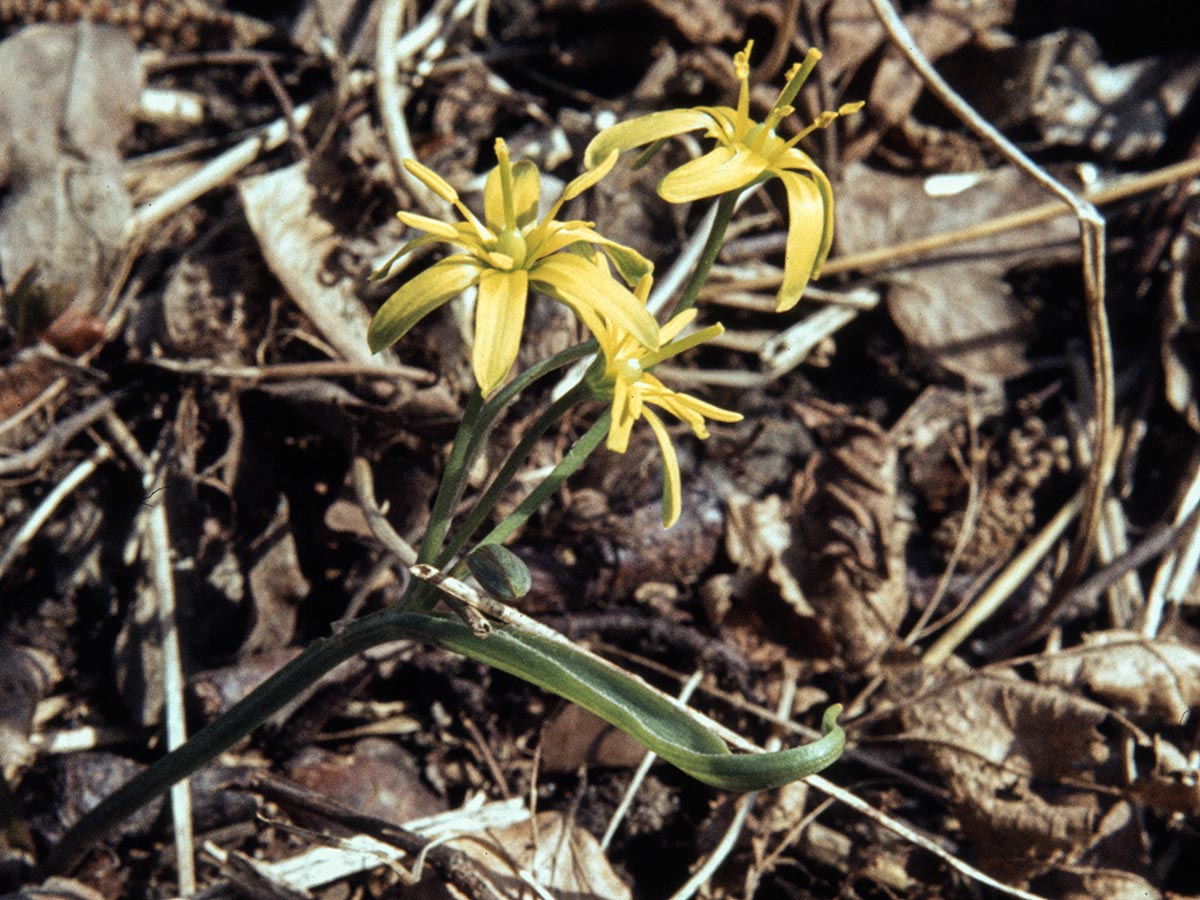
[0,642,60,778]
[0,23,139,327]
[821,0,1016,159]
[412,811,630,900]
[835,163,1078,385]
[788,399,908,670]
[899,669,1110,881]
[239,160,396,369]
[1033,630,1200,724]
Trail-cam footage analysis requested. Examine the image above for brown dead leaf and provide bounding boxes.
[1033,631,1200,723]
[424,811,631,900]
[239,160,396,369]
[643,0,739,45]
[286,739,444,826]
[0,24,139,327]
[899,669,1110,881]
[242,497,311,655]
[540,704,646,773]
[835,163,1079,384]
[0,642,59,779]
[725,493,813,617]
[821,0,1016,160]
[788,399,908,670]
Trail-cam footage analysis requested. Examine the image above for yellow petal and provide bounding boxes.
[368,258,481,353]
[643,322,723,368]
[658,146,767,203]
[643,408,682,528]
[533,224,653,286]
[775,170,826,312]
[473,269,529,395]
[530,254,660,351]
[398,211,468,242]
[606,378,636,453]
[562,149,617,202]
[584,109,713,169]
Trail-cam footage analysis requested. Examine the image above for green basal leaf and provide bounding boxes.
[388,611,844,790]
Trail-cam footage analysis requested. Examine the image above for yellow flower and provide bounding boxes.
[584,42,861,313]
[591,276,742,528]
[369,139,661,395]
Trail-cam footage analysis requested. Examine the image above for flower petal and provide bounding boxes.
[643,408,682,528]
[472,269,529,394]
[533,223,653,285]
[658,146,767,203]
[584,109,714,169]
[775,169,826,312]
[368,258,482,353]
[530,254,661,351]
[398,211,470,242]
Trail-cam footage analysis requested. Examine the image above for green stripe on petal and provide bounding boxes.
[643,408,682,528]
[658,146,766,203]
[473,269,529,395]
[584,109,714,168]
[776,170,825,312]
[530,254,661,351]
[368,259,482,353]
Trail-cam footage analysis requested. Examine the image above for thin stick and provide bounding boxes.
[1142,452,1200,636]
[0,393,121,478]
[868,0,1113,615]
[666,670,798,900]
[0,442,112,583]
[600,670,704,852]
[376,0,457,216]
[922,487,1084,668]
[104,414,195,893]
[147,357,435,384]
[819,156,1200,279]
[805,774,1049,900]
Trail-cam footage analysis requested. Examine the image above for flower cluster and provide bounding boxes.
[369,43,853,527]
[585,41,860,312]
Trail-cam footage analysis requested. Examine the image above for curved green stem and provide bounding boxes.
[438,382,590,568]
[42,606,404,876]
[672,191,741,317]
[45,605,843,875]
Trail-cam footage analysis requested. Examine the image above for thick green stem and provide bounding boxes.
[416,388,483,567]
[672,191,741,317]
[438,383,589,567]
[402,343,595,613]
[43,608,409,876]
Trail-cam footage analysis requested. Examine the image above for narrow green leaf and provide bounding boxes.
[387,611,844,790]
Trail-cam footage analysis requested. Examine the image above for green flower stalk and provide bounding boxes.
[369,138,661,394]
[585,42,862,312]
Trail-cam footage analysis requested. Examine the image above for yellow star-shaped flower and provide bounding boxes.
[590,276,742,528]
[369,139,661,395]
[584,42,861,313]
